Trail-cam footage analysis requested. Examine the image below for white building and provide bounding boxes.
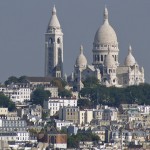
[0,118,27,131]
[0,118,30,142]
[17,131,30,142]
[43,97,77,116]
[73,7,144,89]
[137,105,150,114]
[46,6,145,90]
[0,132,17,141]
[44,86,58,97]
[78,109,93,125]
[55,119,73,130]
[0,84,31,103]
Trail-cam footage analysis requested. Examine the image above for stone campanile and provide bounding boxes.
[45,6,63,78]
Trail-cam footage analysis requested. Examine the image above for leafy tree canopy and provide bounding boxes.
[5,76,27,85]
[31,87,51,106]
[79,83,150,108]
[51,78,72,98]
[51,78,67,91]
[78,98,93,109]
[0,93,16,111]
[83,76,100,88]
[67,131,99,148]
[58,89,72,98]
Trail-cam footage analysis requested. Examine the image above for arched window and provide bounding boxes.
[49,38,53,44]
[58,48,62,65]
[57,38,61,44]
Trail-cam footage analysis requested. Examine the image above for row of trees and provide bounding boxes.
[79,77,150,108]
[4,76,27,85]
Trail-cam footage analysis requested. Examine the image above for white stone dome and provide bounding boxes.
[124,45,136,66]
[49,6,61,28]
[104,49,116,67]
[76,45,87,68]
[94,7,118,44]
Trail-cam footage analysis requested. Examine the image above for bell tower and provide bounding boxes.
[45,6,63,78]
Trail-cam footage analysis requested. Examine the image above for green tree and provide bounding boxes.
[31,87,51,106]
[58,89,72,98]
[4,75,27,85]
[18,76,27,83]
[78,98,93,109]
[0,93,16,111]
[4,76,18,85]
[51,78,72,98]
[83,76,100,88]
[51,78,67,91]
[79,83,150,107]
[67,131,100,148]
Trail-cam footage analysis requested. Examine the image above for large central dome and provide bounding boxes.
[94,7,118,44]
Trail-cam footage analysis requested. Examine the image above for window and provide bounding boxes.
[57,38,61,44]
[101,55,103,61]
[115,55,117,61]
[97,55,100,61]
[49,38,53,44]
[94,55,96,61]
[58,48,62,67]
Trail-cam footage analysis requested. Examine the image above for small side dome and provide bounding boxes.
[104,47,116,67]
[76,45,87,68]
[94,7,118,44]
[124,45,136,66]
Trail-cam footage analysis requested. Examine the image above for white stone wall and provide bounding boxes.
[44,87,58,97]
[1,86,31,103]
[17,131,29,141]
[55,120,73,130]
[44,98,77,116]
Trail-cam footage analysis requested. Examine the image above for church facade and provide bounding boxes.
[45,6,145,91]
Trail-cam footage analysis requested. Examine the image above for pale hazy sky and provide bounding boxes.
[0,0,150,83]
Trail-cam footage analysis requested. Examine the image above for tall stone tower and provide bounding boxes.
[45,6,63,78]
